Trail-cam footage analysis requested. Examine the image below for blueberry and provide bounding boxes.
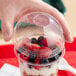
[38,36,44,43]
[28,58,36,63]
[40,58,49,64]
[31,38,37,44]
[29,52,37,59]
[17,47,25,54]
[28,52,37,63]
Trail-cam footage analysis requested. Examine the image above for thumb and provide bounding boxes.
[1,19,14,41]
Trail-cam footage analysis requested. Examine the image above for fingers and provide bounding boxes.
[23,0,73,43]
[1,18,14,41]
[1,0,73,42]
[0,3,17,41]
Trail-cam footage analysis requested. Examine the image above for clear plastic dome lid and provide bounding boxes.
[14,12,65,65]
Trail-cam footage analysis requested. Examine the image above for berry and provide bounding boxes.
[41,38,48,47]
[20,54,28,61]
[31,38,38,44]
[25,43,41,52]
[34,65,42,70]
[28,52,37,63]
[17,47,25,54]
[31,44,41,50]
[34,59,42,70]
[38,36,48,47]
[38,43,44,47]
[29,52,37,59]
[28,58,36,63]
[25,43,33,51]
[34,66,40,70]
[40,58,49,64]
[38,36,44,42]
[35,59,40,64]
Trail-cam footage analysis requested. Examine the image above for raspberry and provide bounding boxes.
[20,54,28,61]
[38,36,48,47]
[41,38,48,47]
[38,36,44,43]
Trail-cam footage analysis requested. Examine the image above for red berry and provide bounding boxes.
[20,54,28,61]
[35,59,40,64]
[34,66,40,70]
[34,59,42,70]
[41,38,48,47]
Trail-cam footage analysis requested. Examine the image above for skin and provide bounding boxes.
[0,0,73,42]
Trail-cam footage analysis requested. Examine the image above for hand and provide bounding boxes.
[0,0,73,42]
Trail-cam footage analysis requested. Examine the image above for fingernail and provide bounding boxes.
[69,34,73,42]
[66,33,73,43]
[64,32,73,43]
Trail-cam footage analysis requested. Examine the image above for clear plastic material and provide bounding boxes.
[14,12,65,76]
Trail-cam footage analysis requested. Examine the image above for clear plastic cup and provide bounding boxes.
[14,12,65,76]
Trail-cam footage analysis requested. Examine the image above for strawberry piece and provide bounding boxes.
[25,43,33,51]
[40,46,52,58]
[25,43,41,52]
[35,59,40,64]
[41,38,48,47]
[34,66,39,70]
[31,44,41,49]
[34,59,42,70]
[20,54,28,61]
